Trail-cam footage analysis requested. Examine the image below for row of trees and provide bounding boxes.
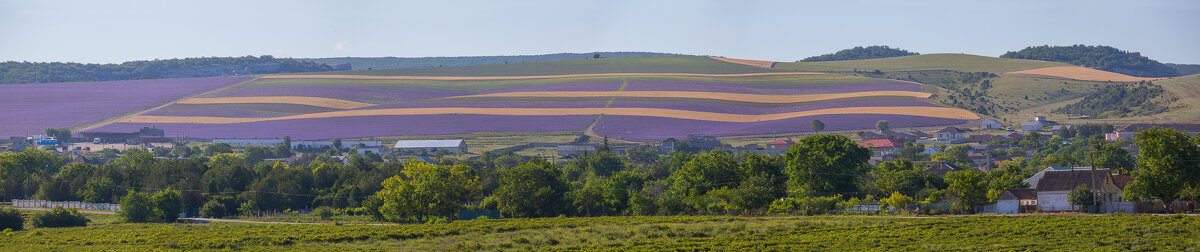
[3,127,1193,223]
[0,55,333,84]
[1000,45,1181,77]
[800,46,919,62]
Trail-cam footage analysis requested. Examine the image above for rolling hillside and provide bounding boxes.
[89,56,978,141]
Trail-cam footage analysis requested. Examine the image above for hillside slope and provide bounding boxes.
[774,54,1069,73]
[300,56,777,77]
[301,52,688,71]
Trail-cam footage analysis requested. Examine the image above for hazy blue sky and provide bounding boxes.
[2,0,1197,64]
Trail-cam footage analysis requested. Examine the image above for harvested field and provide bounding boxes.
[449,90,932,103]
[1007,66,1164,82]
[708,57,776,68]
[118,106,978,124]
[177,96,376,109]
[261,72,824,81]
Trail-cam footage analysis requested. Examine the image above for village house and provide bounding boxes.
[859,138,902,156]
[920,161,963,177]
[860,130,920,143]
[1105,123,1200,141]
[1026,167,1133,213]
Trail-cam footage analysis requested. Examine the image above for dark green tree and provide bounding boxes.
[494,159,570,218]
[783,134,871,195]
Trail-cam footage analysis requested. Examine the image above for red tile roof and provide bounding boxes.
[859,139,901,148]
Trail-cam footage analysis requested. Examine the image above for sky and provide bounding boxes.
[2,0,1198,64]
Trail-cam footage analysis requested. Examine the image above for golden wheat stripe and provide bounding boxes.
[261,72,824,81]
[177,96,375,109]
[452,91,931,103]
[120,106,979,124]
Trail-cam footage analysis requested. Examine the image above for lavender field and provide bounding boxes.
[86,75,973,141]
[0,77,251,137]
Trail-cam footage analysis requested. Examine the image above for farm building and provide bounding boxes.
[1021,121,1044,131]
[213,138,383,150]
[980,119,1004,129]
[979,188,1038,213]
[80,126,164,144]
[393,139,467,153]
[557,143,598,157]
[766,139,794,151]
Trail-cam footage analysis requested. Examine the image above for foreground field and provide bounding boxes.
[2,215,1197,250]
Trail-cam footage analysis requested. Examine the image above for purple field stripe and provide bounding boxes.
[0,77,252,137]
[206,86,469,103]
[352,101,610,110]
[592,114,966,142]
[622,81,919,95]
[93,115,595,140]
[480,82,624,94]
[606,100,937,115]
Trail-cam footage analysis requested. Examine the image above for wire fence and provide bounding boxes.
[11,199,121,211]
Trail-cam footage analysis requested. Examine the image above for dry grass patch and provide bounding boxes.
[177,96,375,109]
[453,91,932,104]
[1007,66,1163,82]
[709,57,776,68]
[120,106,978,124]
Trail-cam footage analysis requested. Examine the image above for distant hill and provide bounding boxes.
[302,52,689,71]
[1166,63,1200,76]
[1000,45,1181,78]
[800,46,919,62]
[0,56,333,84]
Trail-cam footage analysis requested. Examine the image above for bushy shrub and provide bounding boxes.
[767,195,842,215]
[118,190,156,223]
[30,207,89,228]
[0,208,24,231]
[200,200,227,218]
[152,189,183,222]
[314,207,334,221]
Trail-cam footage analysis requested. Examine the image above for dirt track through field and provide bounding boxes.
[1007,66,1164,82]
[120,106,979,124]
[453,90,932,103]
[178,96,375,109]
[708,57,777,68]
[261,72,823,80]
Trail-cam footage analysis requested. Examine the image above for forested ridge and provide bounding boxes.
[1000,45,1180,77]
[800,46,919,62]
[0,55,333,84]
[1052,81,1174,118]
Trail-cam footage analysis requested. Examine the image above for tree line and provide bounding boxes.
[1000,45,1181,77]
[2,127,1197,223]
[800,46,919,62]
[0,55,333,84]
[1052,81,1173,118]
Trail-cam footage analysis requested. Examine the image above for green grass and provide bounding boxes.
[2,215,1198,251]
[1055,74,1200,125]
[774,54,1071,73]
[241,74,888,93]
[291,56,777,76]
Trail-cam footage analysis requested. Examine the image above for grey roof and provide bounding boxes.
[1033,169,1112,191]
[1001,188,1037,200]
[394,139,464,148]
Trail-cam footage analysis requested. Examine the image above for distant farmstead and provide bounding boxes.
[80,126,164,144]
[394,139,467,153]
